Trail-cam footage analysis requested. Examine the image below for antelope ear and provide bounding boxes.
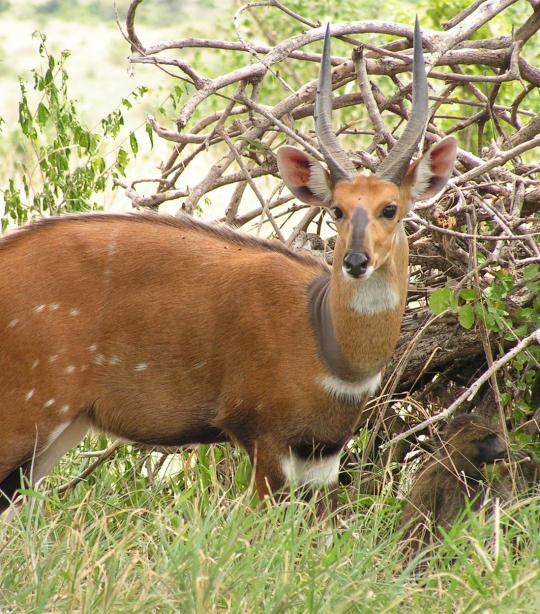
[404,136,457,205]
[276,146,332,206]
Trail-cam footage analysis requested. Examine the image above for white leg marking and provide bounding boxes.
[321,372,382,404]
[44,422,71,451]
[31,415,90,485]
[281,452,340,488]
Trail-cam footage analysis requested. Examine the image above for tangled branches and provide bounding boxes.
[118,0,539,439]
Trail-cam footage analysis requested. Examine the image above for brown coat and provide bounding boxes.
[0,213,406,503]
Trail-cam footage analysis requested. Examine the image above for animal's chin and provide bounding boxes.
[341,265,375,281]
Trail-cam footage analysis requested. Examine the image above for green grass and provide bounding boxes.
[1,439,539,613]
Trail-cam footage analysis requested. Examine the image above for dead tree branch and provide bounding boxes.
[120,0,540,446]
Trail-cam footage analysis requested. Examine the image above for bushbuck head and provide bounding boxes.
[277,20,457,280]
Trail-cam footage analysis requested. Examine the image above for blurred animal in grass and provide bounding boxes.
[400,414,508,555]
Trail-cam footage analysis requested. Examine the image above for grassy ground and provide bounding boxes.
[1,437,539,613]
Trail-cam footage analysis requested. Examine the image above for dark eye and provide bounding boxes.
[381,204,397,219]
[332,207,344,220]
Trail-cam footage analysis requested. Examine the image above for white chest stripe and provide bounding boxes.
[321,371,382,404]
[281,452,340,487]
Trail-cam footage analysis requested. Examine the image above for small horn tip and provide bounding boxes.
[322,22,332,55]
[414,16,422,47]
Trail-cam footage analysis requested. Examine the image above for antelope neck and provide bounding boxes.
[308,251,400,384]
[309,273,356,382]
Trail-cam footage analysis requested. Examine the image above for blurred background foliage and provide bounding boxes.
[1,0,538,221]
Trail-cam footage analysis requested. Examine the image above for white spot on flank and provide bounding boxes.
[48,355,59,363]
[34,304,46,313]
[321,372,382,404]
[8,318,19,328]
[94,354,106,365]
[60,404,70,414]
[281,452,340,487]
[70,308,80,317]
[351,270,400,315]
[64,365,76,374]
[88,344,98,353]
[134,362,148,371]
[43,398,56,409]
[109,356,121,365]
[49,303,60,311]
[32,359,40,369]
[26,389,35,401]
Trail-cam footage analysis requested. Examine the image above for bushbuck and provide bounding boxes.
[401,414,507,554]
[0,21,456,512]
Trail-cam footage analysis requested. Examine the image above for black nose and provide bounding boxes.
[343,252,369,278]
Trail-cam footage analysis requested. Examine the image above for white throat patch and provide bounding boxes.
[351,271,400,315]
[321,372,382,404]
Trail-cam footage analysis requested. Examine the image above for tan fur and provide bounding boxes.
[0,166,416,507]
[0,203,405,503]
[331,177,408,375]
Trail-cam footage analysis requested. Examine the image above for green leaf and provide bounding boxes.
[460,288,478,301]
[129,131,138,155]
[78,131,90,150]
[523,264,539,281]
[428,287,453,315]
[36,102,49,126]
[145,122,154,148]
[458,304,475,329]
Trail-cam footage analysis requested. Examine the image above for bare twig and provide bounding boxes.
[382,330,540,450]
[53,441,123,495]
